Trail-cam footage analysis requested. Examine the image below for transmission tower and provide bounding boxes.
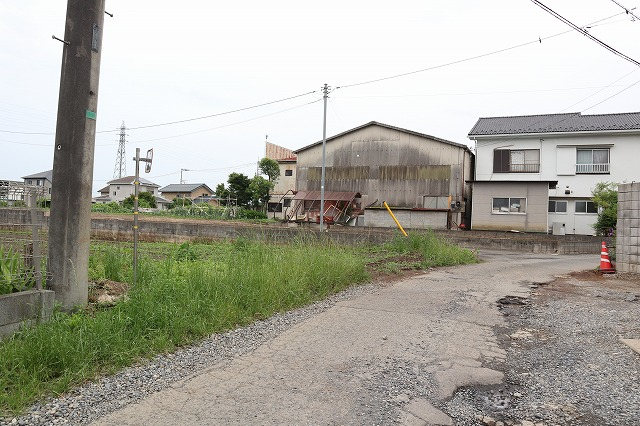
[113,122,127,178]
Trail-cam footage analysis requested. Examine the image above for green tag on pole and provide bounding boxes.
[85,109,97,120]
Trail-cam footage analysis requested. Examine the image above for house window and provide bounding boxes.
[548,200,567,213]
[576,148,609,174]
[285,169,293,176]
[493,149,540,173]
[117,186,120,190]
[267,202,283,212]
[283,198,292,207]
[492,197,527,214]
[28,180,32,185]
[575,200,598,214]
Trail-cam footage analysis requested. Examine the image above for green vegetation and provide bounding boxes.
[122,191,156,209]
[592,182,618,236]
[167,197,192,209]
[91,202,131,214]
[383,232,477,268]
[0,201,9,207]
[0,232,475,414]
[0,246,36,295]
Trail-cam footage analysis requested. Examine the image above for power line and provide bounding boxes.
[608,0,640,21]
[582,77,640,111]
[530,0,640,67]
[337,11,628,89]
[124,90,317,131]
[123,98,322,146]
[0,90,317,136]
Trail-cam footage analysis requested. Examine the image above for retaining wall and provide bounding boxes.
[616,182,640,273]
[0,209,610,254]
[0,290,55,339]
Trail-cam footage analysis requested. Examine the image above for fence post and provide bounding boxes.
[30,192,43,290]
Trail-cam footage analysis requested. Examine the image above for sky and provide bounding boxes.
[1,0,639,193]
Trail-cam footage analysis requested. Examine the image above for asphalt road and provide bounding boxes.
[91,252,596,426]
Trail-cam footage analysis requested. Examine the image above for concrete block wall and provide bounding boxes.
[616,182,640,273]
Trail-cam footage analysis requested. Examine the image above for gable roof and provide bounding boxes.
[468,112,640,137]
[293,121,469,154]
[159,183,213,193]
[107,176,159,187]
[22,170,53,181]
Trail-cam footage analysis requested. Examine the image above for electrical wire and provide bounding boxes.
[337,11,628,89]
[608,0,640,21]
[121,98,322,146]
[530,0,640,67]
[0,90,317,136]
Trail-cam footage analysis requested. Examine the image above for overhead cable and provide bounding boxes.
[608,0,640,21]
[530,0,640,67]
[0,90,317,136]
[337,11,628,89]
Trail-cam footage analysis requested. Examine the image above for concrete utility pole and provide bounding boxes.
[319,83,329,231]
[48,0,106,309]
[180,168,190,184]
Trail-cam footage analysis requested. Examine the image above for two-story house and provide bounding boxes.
[22,170,53,199]
[468,112,640,235]
[265,142,297,219]
[95,176,169,208]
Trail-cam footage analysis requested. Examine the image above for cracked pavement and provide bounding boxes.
[92,252,595,425]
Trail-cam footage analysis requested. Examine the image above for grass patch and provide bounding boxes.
[0,232,475,415]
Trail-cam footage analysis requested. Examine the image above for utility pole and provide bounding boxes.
[133,148,152,286]
[113,121,127,178]
[319,83,329,231]
[180,168,190,184]
[48,0,106,309]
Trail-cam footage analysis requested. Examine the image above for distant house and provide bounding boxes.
[96,176,169,209]
[159,183,214,202]
[0,180,26,205]
[22,170,53,198]
[265,142,297,218]
[468,112,640,235]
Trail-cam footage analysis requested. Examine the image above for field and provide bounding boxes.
[0,232,476,415]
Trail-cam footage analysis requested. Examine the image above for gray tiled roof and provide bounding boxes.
[22,169,53,181]
[159,183,213,193]
[468,112,640,136]
[107,176,159,186]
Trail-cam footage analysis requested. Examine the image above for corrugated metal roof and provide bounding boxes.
[159,183,213,193]
[22,169,53,181]
[468,112,640,136]
[293,190,361,201]
[293,121,469,153]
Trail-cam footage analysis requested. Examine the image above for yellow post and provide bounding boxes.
[383,201,408,237]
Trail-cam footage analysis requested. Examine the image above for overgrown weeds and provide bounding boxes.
[0,232,475,415]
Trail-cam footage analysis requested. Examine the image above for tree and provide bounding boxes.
[249,176,274,211]
[227,173,252,207]
[591,182,617,236]
[168,197,192,209]
[122,191,156,209]
[258,157,280,182]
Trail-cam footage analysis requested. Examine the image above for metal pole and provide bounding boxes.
[48,0,106,309]
[30,192,43,290]
[320,83,329,231]
[133,148,140,286]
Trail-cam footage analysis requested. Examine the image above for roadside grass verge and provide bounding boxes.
[0,232,475,415]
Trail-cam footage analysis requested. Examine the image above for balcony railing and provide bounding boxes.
[576,163,609,174]
[509,163,540,173]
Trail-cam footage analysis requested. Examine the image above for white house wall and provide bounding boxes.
[473,132,639,235]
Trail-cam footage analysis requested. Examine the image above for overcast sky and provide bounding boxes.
[1,0,638,192]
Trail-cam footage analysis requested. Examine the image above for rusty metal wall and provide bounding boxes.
[296,124,471,208]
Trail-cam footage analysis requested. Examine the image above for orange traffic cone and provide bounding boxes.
[599,241,615,274]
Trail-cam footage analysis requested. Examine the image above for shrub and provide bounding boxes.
[91,202,131,214]
[0,247,35,295]
[592,182,617,236]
